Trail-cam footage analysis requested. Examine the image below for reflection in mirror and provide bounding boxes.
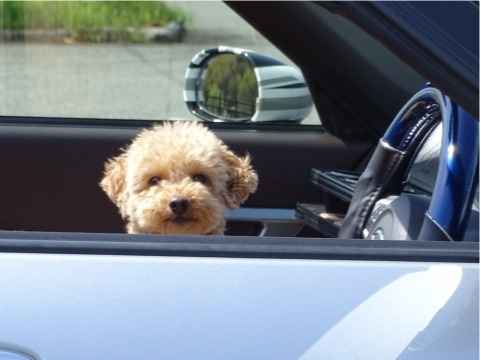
[198,54,258,121]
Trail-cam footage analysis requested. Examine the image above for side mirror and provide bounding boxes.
[184,46,313,123]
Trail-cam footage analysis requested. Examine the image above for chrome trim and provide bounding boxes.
[424,212,454,242]
[379,139,405,155]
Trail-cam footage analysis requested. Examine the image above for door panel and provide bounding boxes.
[0,120,369,233]
[0,249,477,360]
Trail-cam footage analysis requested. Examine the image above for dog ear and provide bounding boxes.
[100,153,128,212]
[222,149,258,209]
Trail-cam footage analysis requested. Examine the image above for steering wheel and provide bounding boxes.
[338,86,479,241]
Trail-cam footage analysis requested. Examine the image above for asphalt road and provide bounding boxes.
[0,2,320,124]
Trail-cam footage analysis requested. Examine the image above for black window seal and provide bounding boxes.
[0,115,324,133]
[0,231,477,263]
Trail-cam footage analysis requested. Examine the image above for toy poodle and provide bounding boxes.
[100,121,258,235]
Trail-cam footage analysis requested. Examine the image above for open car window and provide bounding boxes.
[0,1,321,125]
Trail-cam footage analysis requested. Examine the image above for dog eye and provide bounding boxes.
[148,176,161,186]
[192,174,208,184]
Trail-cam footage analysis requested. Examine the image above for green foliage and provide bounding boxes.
[0,1,188,42]
[201,54,258,119]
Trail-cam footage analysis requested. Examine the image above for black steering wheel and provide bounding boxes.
[338,86,478,241]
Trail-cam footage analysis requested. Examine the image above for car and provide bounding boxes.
[0,2,478,359]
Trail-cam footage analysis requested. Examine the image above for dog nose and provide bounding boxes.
[169,198,189,215]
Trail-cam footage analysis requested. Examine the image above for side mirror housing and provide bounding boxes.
[184,46,313,123]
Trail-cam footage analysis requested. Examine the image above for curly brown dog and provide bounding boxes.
[100,121,258,235]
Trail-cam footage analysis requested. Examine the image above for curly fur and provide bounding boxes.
[100,122,258,235]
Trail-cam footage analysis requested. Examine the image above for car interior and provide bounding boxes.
[0,2,478,249]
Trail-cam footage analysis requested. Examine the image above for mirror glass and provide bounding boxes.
[198,54,258,121]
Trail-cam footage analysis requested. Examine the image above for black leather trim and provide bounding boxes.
[338,140,404,239]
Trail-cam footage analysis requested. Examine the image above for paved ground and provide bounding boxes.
[0,2,320,124]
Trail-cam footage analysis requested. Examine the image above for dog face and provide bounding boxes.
[100,122,258,235]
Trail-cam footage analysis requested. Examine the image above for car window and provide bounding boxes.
[0,1,321,125]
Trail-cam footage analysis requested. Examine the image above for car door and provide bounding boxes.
[0,232,477,360]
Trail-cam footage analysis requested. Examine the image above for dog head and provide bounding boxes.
[100,122,258,235]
